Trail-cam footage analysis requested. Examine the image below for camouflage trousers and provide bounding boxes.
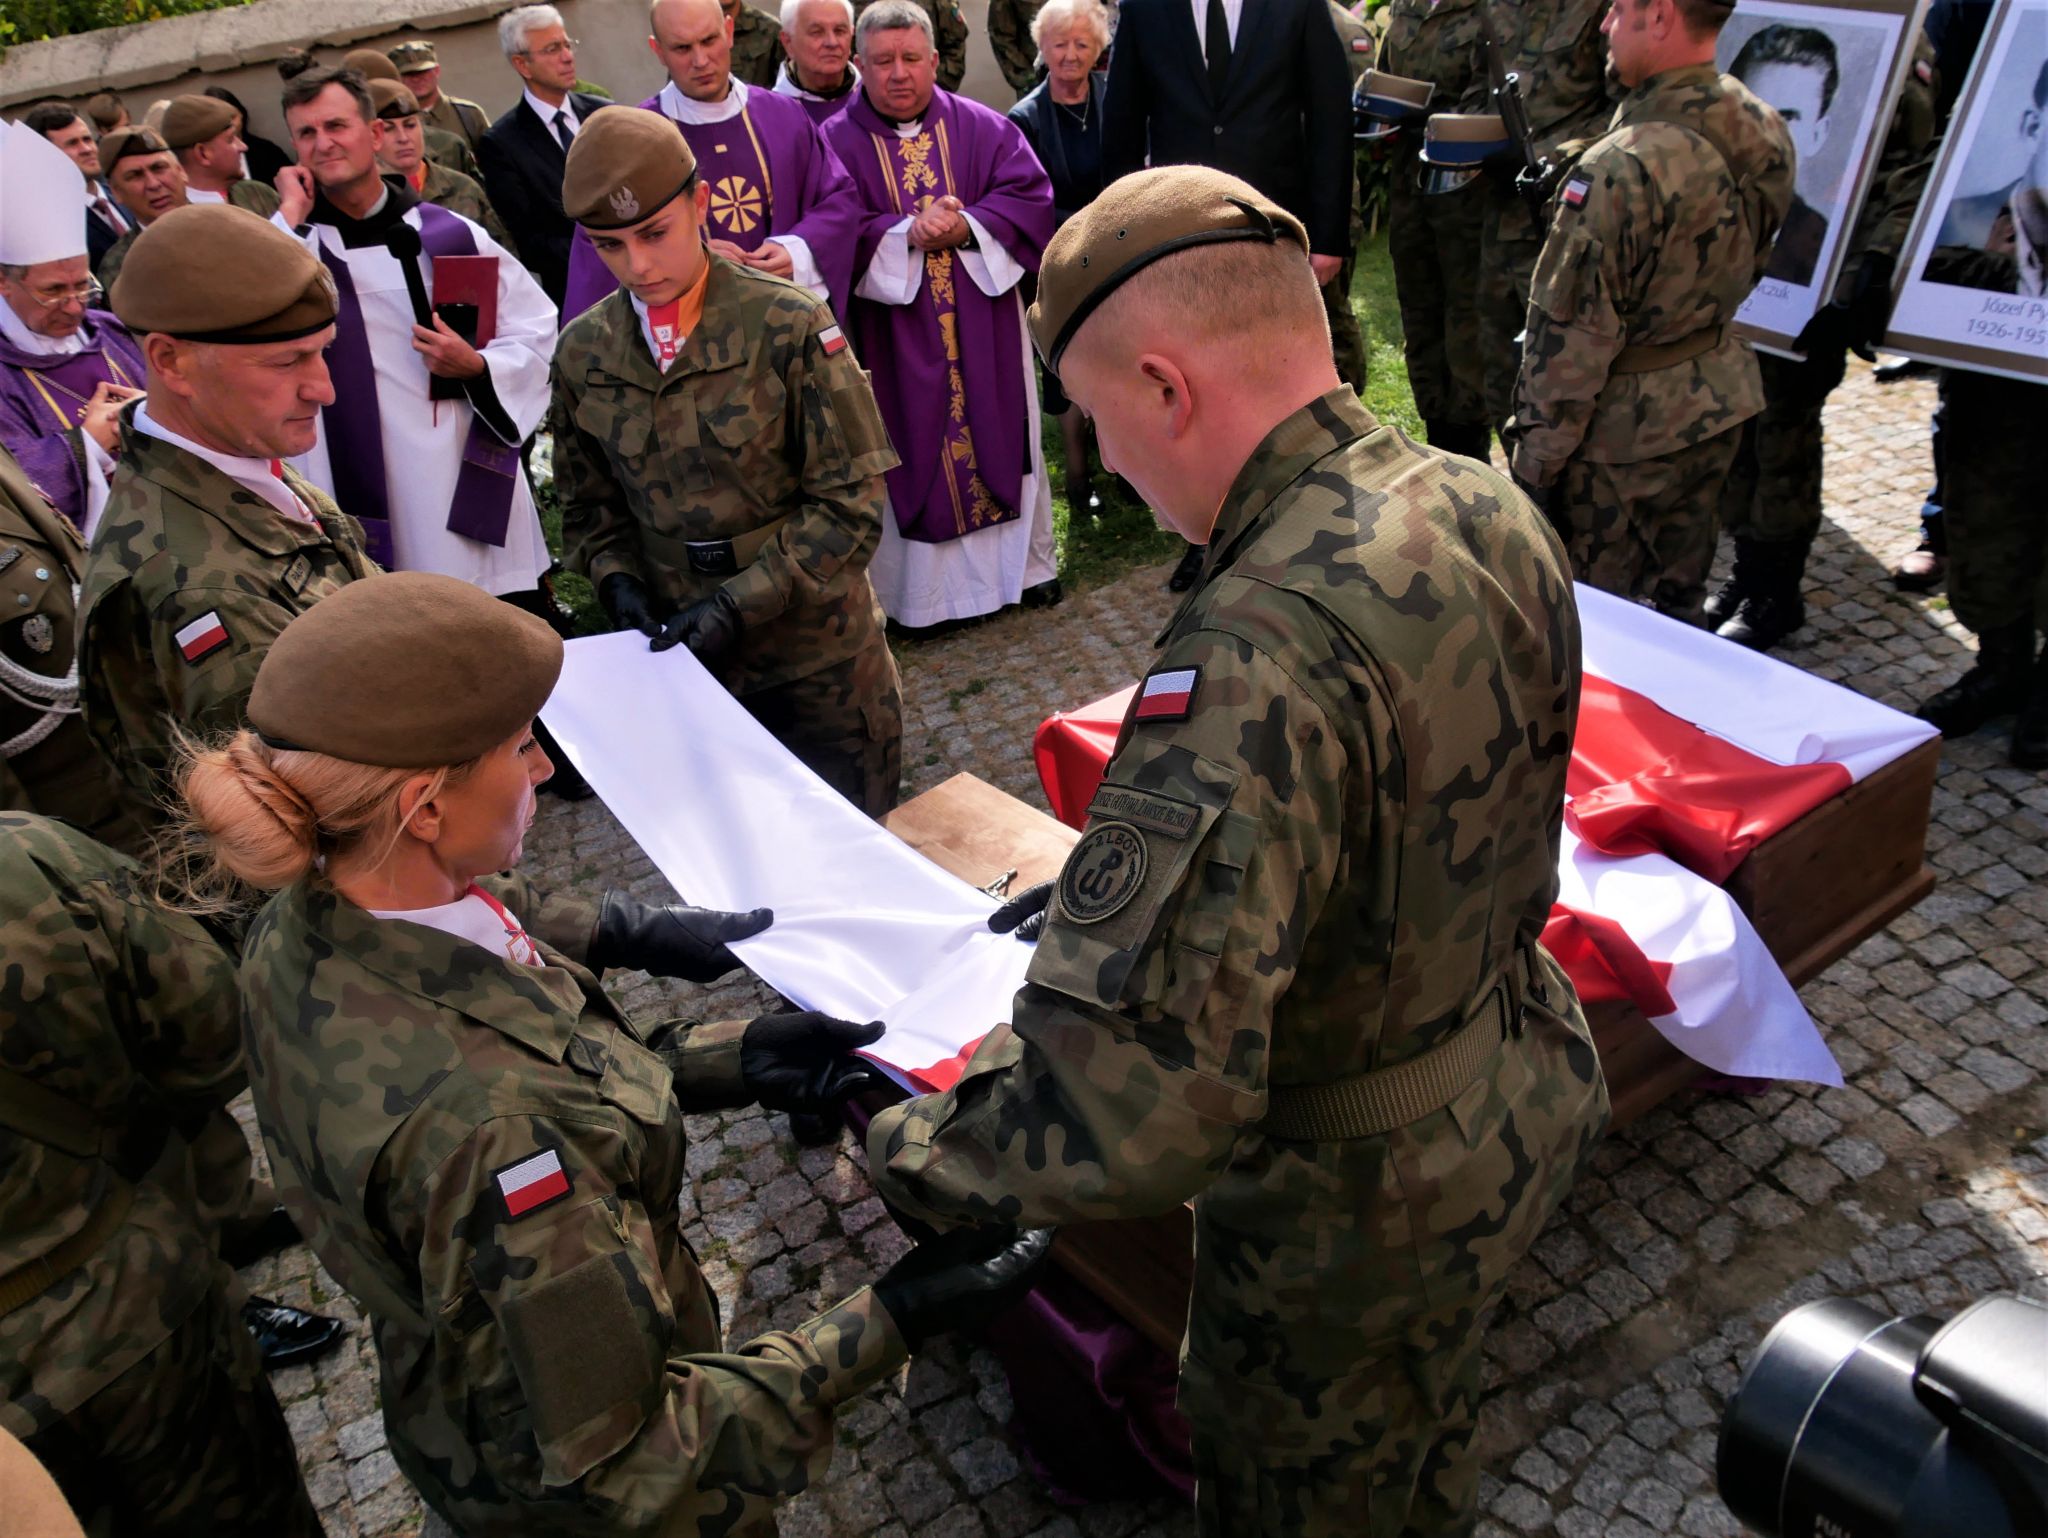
[24,1277,321,1536]
[1324,255,1371,397]
[1387,156,1487,431]
[1722,349,1847,547]
[1561,425,1751,625]
[1477,182,1544,435]
[1178,950,1609,1537]
[741,637,904,818]
[1941,368,2048,637]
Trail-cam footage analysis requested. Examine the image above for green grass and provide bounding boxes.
[535,228,1418,618]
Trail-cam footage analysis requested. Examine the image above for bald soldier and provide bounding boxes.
[867,167,1607,1536]
[1506,0,1792,622]
[551,110,906,817]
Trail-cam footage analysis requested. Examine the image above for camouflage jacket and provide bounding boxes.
[1381,0,1485,117]
[238,874,906,1533]
[1834,33,1938,303]
[0,813,240,1435]
[856,0,969,91]
[76,420,377,845]
[425,92,492,154]
[730,1,788,88]
[551,256,898,696]
[1478,0,1612,151]
[426,124,486,186]
[224,179,280,219]
[1509,65,1794,482]
[419,158,513,250]
[0,447,132,846]
[869,392,1605,1421]
[1330,0,1375,82]
[988,0,1049,96]
[95,228,139,296]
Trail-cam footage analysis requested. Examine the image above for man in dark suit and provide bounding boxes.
[1101,0,1353,587]
[477,3,612,306]
[22,104,134,280]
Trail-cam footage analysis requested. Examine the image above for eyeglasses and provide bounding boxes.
[21,281,96,309]
[520,37,579,59]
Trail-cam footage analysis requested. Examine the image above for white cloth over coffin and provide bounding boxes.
[541,634,1032,1086]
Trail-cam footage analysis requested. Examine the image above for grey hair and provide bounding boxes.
[0,266,27,282]
[1031,0,1110,51]
[780,0,855,30]
[855,0,935,54]
[499,4,567,59]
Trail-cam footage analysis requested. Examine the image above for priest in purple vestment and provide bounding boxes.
[823,1,1061,626]
[559,0,864,320]
[774,0,864,125]
[0,123,146,537]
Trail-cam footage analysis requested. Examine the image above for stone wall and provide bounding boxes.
[0,0,1013,144]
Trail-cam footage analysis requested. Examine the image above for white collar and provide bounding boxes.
[892,114,925,139]
[774,62,856,102]
[0,298,85,357]
[184,186,227,205]
[132,402,314,523]
[369,887,546,967]
[659,76,747,124]
[524,88,578,127]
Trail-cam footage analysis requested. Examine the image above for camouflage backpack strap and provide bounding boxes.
[0,1064,134,1316]
[1608,105,1745,375]
[1261,945,1537,1142]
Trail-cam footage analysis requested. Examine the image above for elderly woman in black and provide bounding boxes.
[1009,0,1111,513]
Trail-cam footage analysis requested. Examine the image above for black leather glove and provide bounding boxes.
[651,589,744,662]
[587,891,771,982]
[740,1010,884,1113]
[1791,299,1854,364]
[874,1224,1055,1351]
[1842,251,1897,362]
[598,572,662,638]
[988,880,1053,942]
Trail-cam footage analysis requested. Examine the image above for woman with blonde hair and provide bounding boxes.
[179,570,1047,1534]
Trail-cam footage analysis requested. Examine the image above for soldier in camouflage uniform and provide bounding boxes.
[989,0,1051,96]
[0,812,320,1534]
[858,0,969,89]
[727,0,791,85]
[1507,0,1794,624]
[1474,0,1612,434]
[391,37,494,152]
[869,166,1608,1537]
[344,46,487,183]
[188,571,1046,1536]
[370,79,515,248]
[1708,35,1939,651]
[552,111,906,817]
[0,444,135,848]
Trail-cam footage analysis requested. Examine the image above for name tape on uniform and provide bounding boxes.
[1086,784,1200,840]
[493,1148,572,1219]
[819,323,849,357]
[175,610,230,664]
[1133,665,1201,723]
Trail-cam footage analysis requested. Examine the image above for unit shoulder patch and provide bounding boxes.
[1057,821,1149,925]
[174,610,230,664]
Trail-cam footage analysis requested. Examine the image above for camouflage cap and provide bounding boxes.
[1028,165,1308,369]
[249,572,564,768]
[389,38,440,73]
[109,203,338,343]
[562,107,699,230]
[100,126,172,167]
[368,79,423,121]
[160,94,238,150]
[344,47,404,83]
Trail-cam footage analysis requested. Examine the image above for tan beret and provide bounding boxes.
[248,573,564,768]
[369,79,423,120]
[100,126,172,167]
[562,108,698,230]
[160,94,239,150]
[344,48,404,83]
[110,204,338,344]
[389,39,439,73]
[1028,165,1308,369]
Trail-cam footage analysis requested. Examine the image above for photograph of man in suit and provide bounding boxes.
[1933,52,2048,296]
[1730,22,1841,287]
[477,3,612,305]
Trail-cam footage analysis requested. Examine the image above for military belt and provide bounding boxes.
[0,1063,103,1159]
[0,1182,133,1317]
[1261,949,1533,1142]
[1610,324,1726,375]
[642,516,790,580]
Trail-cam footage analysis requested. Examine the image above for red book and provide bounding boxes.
[432,255,498,349]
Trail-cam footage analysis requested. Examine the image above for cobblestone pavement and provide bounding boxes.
[235,361,2048,1537]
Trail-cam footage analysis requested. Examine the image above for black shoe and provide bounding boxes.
[787,1108,843,1147]
[1021,578,1064,609]
[1717,590,1806,651]
[1873,356,1935,383]
[243,1296,346,1372]
[2013,658,2048,769]
[1701,574,1744,629]
[219,1205,301,1269]
[1714,540,1807,651]
[1167,545,1204,593]
[1918,625,2037,737]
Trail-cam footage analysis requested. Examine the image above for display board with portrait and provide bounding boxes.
[1718,0,1927,357]
[1882,0,2048,383]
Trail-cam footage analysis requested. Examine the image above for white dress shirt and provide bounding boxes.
[1191,0,1244,51]
[524,88,582,143]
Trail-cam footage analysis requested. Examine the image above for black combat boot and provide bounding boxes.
[2012,648,2048,770]
[1716,541,1809,652]
[1702,539,1759,629]
[1918,622,2038,737]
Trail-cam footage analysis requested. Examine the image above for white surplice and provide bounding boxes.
[854,118,1057,628]
[289,202,558,596]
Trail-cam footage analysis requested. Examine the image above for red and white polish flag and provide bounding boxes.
[1134,667,1200,721]
[494,1149,571,1219]
[175,610,229,664]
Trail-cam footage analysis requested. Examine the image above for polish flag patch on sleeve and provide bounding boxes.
[1562,175,1592,209]
[493,1148,572,1220]
[175,611,230,664]
[819,323,849,356]
[1134,665,1201,722]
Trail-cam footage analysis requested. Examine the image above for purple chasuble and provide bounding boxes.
[315,202,520,566]
[823,90,1055,545]
[560,91,864,321]
[0,311,145,527]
